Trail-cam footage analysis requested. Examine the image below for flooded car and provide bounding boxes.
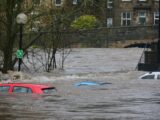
[0,83,56,94]
[139,72,160,80]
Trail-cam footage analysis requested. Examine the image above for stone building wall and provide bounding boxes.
[112,0,159,27]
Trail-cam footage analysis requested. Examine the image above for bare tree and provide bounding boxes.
[0,0,107,73]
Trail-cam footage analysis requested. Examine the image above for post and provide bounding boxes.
[18,24,23,71]
[106,28,109,47]
[16,13,27,72]
[157,38,160,64]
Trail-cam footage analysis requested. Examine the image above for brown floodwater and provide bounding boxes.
[0,48,160,120]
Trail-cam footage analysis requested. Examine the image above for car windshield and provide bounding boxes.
[141,75,155,79]
[42,87,56,94]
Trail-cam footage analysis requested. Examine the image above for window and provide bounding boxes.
[33,0,41,5]
[73,0,78,5]
[154,12,159,25]
[107,0,113,9]
[42,87,57,94]
[30,21,40,32]
[138,0,147,1]
[13,87,32,93]
[138,0,147,3]
[107,18,113,27]
[121,12,131,26]
[31,11,39,16]
[141,75,154,79]
[0,86,10,92]
[122,0,131,1]
[55,0,62,6]
[139,11,146,25]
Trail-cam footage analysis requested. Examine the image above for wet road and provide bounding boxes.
[0,48,160,120]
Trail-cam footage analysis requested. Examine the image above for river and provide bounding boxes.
[0,48,160,120]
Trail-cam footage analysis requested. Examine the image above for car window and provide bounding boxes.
[157,75,160,79]
[0,86,10,92]
[13,86,32,93]
[141,75,155,79]
[42,87,56,94]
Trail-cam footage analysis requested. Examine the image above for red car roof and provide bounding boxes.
[0,83,51,89]
[0,83,55,94]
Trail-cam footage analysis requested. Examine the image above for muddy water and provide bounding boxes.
[0,48,160,120]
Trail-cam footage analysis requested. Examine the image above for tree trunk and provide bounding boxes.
[2,47,13,73]
[2,0,16,73]
[2,31,14,73]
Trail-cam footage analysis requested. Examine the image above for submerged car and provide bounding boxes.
[139,72,160,80]
[0,83,56,94]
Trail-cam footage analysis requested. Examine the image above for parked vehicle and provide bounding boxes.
[139,72,160,80]
[0,83,56,94]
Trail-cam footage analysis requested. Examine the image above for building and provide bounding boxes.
[25,0,159,28]
[106,0,159,27]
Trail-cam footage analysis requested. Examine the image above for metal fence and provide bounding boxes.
[65,25,159,47]
[13,25,159,49]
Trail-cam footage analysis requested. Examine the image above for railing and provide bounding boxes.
[68,25,159,47]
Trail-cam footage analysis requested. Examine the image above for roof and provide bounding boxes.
[149,71,160,73]
[0,83,51,89]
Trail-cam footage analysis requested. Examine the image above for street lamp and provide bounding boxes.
[16,13,27,71]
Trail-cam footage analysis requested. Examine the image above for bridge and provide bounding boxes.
[106,25,159,48]
[70,25,159,71]
[68,25,159,48]
[109,39,158,48]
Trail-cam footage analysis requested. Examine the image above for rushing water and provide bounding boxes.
[0,48,160,120]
